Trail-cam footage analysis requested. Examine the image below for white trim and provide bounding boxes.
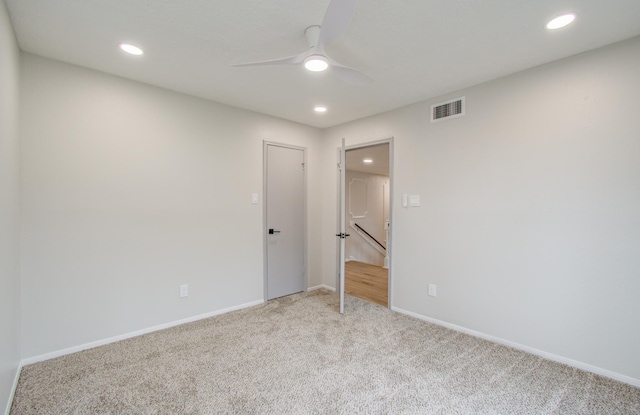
[21,299,264,366]
[307,284,336,292]
[391,306,640,388]
[4,363,22,415]
[348,178,368,219]
[338,138,394,310]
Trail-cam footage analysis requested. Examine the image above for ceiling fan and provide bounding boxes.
[231,0,372,85]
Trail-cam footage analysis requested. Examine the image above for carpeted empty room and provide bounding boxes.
[10,290,640,414]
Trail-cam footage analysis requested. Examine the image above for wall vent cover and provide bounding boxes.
[431,96,465,122]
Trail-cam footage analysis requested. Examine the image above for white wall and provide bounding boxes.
[0,0,21,411]
[322,37,640,382]
[19,53,323,359]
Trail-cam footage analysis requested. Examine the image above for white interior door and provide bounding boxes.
[338,138,346,313]
[265,143,306,300]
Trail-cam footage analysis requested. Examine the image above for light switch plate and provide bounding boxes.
[180,284,188,298]
[251,193,259,204]
[428,284,437,297]
[409,195,421,207]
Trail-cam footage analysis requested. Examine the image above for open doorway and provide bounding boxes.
[343,142,391,307]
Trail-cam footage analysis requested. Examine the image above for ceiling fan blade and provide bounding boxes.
[231,51,307,67]
[318,0,358,47]
[330,60,372,85]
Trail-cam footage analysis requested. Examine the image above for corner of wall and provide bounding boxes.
[0,0,22,412]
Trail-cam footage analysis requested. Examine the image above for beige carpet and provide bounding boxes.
[11,289,640,414]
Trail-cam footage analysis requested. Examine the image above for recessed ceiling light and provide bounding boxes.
[314,106,327,113]
[546,14,576,30]
[119,43,144,56]
[304,55,329,72]
[363,159,373,163]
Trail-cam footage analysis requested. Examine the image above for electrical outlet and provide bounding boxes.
[428,284,437,297]
[180,284,188,298]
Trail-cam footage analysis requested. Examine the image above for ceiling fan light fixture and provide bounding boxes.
[546,13,576,30]
[231,0,371,84]
[304,55,329,72]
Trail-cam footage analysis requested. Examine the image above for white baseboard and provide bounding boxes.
[307,284,336,292]
[4,362,22,415]
[21,299,264,367]
[391,306,640,389]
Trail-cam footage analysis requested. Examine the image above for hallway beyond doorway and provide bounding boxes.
[345,260,388,307]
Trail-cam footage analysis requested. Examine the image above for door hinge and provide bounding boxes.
[335,233,350,239]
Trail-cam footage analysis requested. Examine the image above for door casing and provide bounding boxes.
[336,137,394,310]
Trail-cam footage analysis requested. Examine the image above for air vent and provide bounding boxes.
[431,97,465,122]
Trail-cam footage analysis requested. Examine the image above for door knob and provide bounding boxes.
[269,229,281,235]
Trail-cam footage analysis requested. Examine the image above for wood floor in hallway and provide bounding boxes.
[345,260,388,307]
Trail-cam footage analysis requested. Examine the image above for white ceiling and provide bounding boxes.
[6,0,640,128]
[346,144,389,176]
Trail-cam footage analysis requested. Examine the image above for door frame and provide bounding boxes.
[263,141,308,301]
[336,137,394,309]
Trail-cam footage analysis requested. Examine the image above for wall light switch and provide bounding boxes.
[251,193,259,204]
[409,195,421,207]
